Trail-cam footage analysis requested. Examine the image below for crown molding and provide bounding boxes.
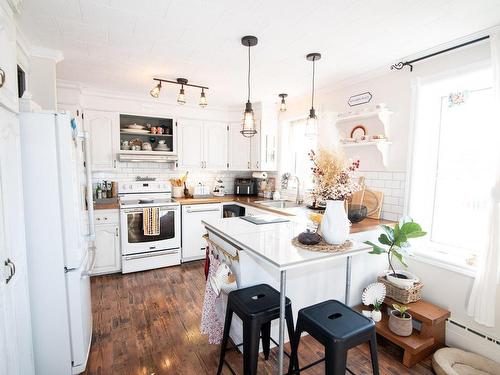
[31,46,64,63]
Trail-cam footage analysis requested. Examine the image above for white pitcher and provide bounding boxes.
[321,200,350,244]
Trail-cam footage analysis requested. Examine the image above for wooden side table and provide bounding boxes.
[356,297,451,367]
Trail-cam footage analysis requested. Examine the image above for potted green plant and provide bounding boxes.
[371,301,382,322]
[388,303,413,336]
[364,218,426,288]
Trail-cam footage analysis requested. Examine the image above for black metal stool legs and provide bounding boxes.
[287,318,302,375]
[285,305,299,371]
[217,307,233,375]
[261,322,271,360]
[369,332,380,375]
[325,345,347,375]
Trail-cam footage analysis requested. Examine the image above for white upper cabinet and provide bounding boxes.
[250,120,261,170]
[228,122,251,171]
[177,118,204,169]
[254,104,278,171]
[83,110,119,171]
[0,3,18,113]
[178,118,228,170]
[204,121,228,170]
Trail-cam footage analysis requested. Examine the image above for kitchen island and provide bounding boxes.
[202,215,388,375]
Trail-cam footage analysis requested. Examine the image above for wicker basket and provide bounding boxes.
[377,276,423,304]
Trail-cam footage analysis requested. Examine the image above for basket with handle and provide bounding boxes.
[377,276,423,304]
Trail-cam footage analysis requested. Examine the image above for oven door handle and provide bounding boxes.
[123,249,178,261]
[122,206,178,214]
[186,208,221,213]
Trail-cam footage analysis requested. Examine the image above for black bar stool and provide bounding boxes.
[216,284,296,375]
[288,300,379,375]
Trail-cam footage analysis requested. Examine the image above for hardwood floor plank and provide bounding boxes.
[83,261,434,375]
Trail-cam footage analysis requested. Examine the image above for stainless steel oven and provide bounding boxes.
[118,181,181,273]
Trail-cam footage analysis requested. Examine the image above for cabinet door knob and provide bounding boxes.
[0,68,5,88]
[115,227,119,237]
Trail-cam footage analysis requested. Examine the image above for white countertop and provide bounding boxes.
[202,216,372,271]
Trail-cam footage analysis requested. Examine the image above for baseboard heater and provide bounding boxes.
[447,318,500,346]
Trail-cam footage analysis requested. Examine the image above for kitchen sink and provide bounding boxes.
[256,200,301,209]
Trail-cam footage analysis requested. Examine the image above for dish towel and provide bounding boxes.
[200,251,223,344]
[143,207,160,236]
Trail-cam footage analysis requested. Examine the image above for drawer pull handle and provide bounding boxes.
[0,68,5,88]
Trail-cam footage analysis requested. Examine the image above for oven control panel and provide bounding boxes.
[118,181,171,194]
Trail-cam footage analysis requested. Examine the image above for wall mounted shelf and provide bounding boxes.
[336,108,394,124]
[340,141,392,148]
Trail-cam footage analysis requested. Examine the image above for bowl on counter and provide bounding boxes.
[348,204,368,223]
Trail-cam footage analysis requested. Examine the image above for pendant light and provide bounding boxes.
[278,93,288,112]
[150,81,162,98]
[305,53,321,138]
[241,35,258,138]
[199,88,208,108]
[176,78,187,105]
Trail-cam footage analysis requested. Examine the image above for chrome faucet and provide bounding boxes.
[293,176,303,205]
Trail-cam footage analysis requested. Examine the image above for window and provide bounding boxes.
[408,65,497,264]
[281,119,317,190]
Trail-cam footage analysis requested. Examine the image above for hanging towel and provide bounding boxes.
[143,207,160,236]
[200,251,224,344]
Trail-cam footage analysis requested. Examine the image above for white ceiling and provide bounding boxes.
[16,0,500,107]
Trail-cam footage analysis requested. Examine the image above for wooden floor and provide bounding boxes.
[83,261,434,375]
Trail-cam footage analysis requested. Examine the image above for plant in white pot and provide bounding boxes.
[372,301,382,322]
[309,149,360,245]
[388,303,413,336]
[364,218,426,288]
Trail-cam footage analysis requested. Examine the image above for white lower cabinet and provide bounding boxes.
[182,203,222,261]
[92,210,121,275]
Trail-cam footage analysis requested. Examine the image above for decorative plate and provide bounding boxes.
[127,123,145,130]
[361,282,386,306]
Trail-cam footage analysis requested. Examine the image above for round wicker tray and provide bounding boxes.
[291,236,352,253]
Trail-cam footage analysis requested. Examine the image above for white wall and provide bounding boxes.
[29,56,57,110]
[280,41,500,358]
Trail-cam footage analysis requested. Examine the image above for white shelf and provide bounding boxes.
[118,150,174,156]
[336,109,393,124]
[120,131,173,137]
[340,141,392,148]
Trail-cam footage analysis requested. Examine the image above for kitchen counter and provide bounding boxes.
[175,194,395,232]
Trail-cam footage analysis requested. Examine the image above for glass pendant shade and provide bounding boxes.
[280,99,287,112]
[241,101,257,137]
[279,93,287,112]
[177,87,186,105]
[150,82,161,98]
[199,89,207,108]
[305,108,318,138]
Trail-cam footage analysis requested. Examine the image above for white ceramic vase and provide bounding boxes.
[371,310,382,322]
[321,200,350,245]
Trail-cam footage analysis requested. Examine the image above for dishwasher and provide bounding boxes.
[181,203,222,262]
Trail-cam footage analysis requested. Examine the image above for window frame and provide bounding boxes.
[405,61,493,272]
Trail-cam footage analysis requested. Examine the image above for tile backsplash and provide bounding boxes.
[354,170,406,221]
[92,161,251,194]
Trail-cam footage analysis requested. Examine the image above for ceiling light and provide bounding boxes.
[279,93,288,112]
[150,81,161,98]
[199,88,208,108]
[305,53,321,138]
[240,35,258,138]
[149,77,208,106]
[176,78,187,105]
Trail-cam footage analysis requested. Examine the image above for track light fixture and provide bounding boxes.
[305,53,321,138]
[240,35,258,138]
[279,93,288,112]
[149,77,209,107]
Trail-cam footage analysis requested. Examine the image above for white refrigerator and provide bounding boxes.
[19,111,95,374]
